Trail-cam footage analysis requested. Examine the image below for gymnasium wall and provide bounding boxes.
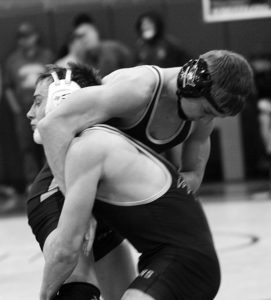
[1,0,271,61]
[0,0,270,181]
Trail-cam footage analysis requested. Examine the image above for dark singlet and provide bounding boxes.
[121,66,192,153]
[29,162,57,200]
[92,125,215,257]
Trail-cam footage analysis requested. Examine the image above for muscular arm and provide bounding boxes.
[179,120,214,192]
[38,67,153,192]
[39,137,105,300]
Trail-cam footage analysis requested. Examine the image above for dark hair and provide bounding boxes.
[73,13,94,29]
[37,63,102,88]
[135,11,164,39]
[200,50,256,116]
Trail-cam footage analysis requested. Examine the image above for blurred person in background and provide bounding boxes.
[3,22,54,210]
[0,64,23,212]
[135,11,190,68]
[258,98,271,156]
[243,53,271,179]
[135,11,191,166]
[252,54,271,185]
[55,32,85,68]
[71,13,134,77]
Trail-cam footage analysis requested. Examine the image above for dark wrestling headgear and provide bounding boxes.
[176,58,225,117]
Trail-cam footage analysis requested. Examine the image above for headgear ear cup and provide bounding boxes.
[176,59,212,99]
[176,58,225,114]
[34,69,81,144]
[45,69,81,114]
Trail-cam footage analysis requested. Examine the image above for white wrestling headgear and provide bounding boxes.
[46,69,81,114]
[34,69,81,144]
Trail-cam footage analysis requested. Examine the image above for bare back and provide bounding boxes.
[78,125,171,205]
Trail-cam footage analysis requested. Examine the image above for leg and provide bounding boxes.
[94,240,137,300]
[28,192,101,299]
[121,289,155,300]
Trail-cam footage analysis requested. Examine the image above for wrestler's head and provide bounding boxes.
[27,63,101,143]
[177,50,256,120]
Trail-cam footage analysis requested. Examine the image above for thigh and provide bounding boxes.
[94,240,137,300]
[92,217,124,261]
[27,190,64,250]
[128,248,220,300]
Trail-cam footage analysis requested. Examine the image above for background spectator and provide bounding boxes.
[135,11,190,67]
[2,22,54,209]
[71,13,135,76]
[135,11,192,167]
[55,31,86,68]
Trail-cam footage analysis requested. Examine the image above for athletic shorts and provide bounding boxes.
[27,191,124,261]
[129,247,221,300]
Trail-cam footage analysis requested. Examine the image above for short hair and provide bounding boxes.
[73,13,94,29]
[200,50,256,116]
[135,11,164,39]
[37,63,102,88]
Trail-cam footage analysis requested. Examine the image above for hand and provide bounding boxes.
[82,217,97,256]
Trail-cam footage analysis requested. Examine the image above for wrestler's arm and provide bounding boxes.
[38,68,152,193]
[179,120,214,192]
[39,137,105,300]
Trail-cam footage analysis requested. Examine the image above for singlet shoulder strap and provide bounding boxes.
[120,65,164,130]
[85,124,178,174]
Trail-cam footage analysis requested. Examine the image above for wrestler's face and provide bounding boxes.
[27,79,50,129]
[181,96,226,121]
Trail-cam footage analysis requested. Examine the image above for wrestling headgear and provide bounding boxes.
[34,69,81,144]
[46,69,81,114]
[176,58,224,114]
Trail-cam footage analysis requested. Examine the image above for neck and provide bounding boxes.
[164,67,180,98]
[177,97,189,120]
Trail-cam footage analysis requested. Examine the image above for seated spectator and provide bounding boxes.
[2,22,54,211]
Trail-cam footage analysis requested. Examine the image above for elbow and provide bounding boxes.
[53,243,79,265]
[37,113,69,138]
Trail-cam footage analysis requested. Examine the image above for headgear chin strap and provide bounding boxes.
[45,69,81,114]
[176,58,225,115]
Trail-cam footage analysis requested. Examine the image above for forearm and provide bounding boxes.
[40,242,79,300]
[38,116,73,193]
[180,134,211,193]
[38,91,107,192]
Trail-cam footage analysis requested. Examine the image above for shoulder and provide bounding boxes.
[103,65,162,96]
[67,127,125,162]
